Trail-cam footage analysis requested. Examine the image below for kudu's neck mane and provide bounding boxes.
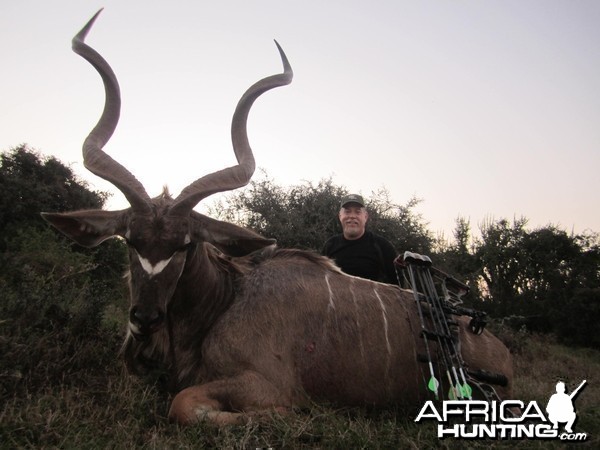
[178,241,244,313]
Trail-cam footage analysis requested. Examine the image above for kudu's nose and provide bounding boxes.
[129,306,165,336]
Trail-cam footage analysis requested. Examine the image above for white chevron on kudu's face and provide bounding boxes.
[136,251,174,277]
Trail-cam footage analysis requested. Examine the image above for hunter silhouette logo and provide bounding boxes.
[546,380,586,434]
[414,379,589,441]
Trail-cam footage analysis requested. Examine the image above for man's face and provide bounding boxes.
[339,203,368,240]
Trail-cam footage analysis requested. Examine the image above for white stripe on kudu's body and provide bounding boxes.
[324,274,336,310]
[374,288,392,356]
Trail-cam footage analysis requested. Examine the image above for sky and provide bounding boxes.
[2,0,599,240]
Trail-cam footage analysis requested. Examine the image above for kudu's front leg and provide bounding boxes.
[169,370,292,425]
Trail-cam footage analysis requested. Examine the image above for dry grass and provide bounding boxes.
[2,323,599,449]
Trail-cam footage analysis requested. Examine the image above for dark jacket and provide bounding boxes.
[322,231,398,284]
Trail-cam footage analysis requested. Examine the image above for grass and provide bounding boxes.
[2,322,599,449]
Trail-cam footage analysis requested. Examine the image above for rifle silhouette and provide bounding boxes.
[569,380,587,400]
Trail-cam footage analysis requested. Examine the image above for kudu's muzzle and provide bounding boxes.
[129,306,165,340]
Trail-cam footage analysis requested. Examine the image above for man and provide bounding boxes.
[322,194,398,284]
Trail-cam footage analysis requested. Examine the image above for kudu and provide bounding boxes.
[43,11,513,425]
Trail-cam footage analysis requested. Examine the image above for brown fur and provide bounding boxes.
[121,243,513,425]
[45,191,513,426]
[46,14,512,425]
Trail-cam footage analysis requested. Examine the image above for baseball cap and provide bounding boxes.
[340,194,365,208]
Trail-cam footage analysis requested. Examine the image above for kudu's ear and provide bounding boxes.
[41,210,128,248]
[190,212,275,257]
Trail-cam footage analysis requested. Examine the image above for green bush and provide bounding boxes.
[0,146,128,400]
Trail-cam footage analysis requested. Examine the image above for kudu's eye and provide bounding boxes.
[176,235,193,253]
[178,241,194,253]
[125,239,138,251]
